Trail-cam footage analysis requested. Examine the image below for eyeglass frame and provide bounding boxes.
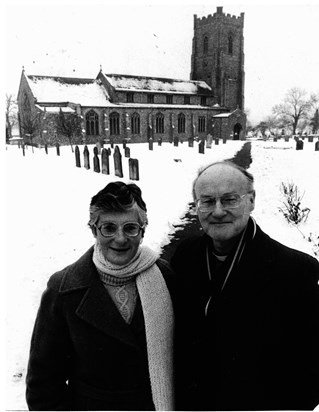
[95,221,145,238]
[196,191,254,212]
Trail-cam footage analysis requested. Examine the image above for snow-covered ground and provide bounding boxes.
[4,138,319,410]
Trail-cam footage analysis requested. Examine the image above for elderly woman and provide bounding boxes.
[26,181,175,411]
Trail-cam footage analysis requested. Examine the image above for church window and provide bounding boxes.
[110,112,120,135]
[147,94,154,104]
[228,34,233,54]
[203,36,208,54]
[85,110,99,136]
[131,112,140,134]
[166,95,173,104]
[198,116,206,133]
[127,93,134,103]
[200,96,207,106]
[178,113,186,133]
[155,112,164,134]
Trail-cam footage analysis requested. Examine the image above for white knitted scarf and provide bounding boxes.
[93,243,175,411]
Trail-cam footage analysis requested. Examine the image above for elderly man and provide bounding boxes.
[172,161,319,411]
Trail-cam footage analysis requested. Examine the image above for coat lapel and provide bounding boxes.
[61,246,140,349]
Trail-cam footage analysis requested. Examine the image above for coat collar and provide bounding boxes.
[59,246,140,349]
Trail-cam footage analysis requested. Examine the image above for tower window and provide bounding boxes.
[178,113,186,133]
[203,36,208,54]
[86,109,99,135]
[228,34,233,54]
[109,112,120,135]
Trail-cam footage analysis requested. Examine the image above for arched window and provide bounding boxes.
[178,113,186,133]
[155,112,164,134]
[85,110,99,136]
[131,112,140,134]
[109,112,120,135]
[228,34,233,54]
[203,36,208,54]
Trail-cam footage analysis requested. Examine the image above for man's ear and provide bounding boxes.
[249,190,256,211]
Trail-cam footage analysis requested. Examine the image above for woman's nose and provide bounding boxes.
[113,228,128,243]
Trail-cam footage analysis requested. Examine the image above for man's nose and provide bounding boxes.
[212,199,227,216]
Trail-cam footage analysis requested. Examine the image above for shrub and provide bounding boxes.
[278,182,310,224]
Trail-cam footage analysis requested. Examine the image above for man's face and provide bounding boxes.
[194,164,255,254]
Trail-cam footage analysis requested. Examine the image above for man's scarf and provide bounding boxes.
[93,243,174,411]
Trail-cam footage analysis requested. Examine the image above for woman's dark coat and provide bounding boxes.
[26,246,175,411]
[172,221,319,411]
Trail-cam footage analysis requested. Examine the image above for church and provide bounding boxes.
[17,6,246,146]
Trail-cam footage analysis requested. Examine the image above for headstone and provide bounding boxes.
[113,145,123,177]
[273,137,277,142]
[125,147,130,158]
[149,138,153,151]
[129,158,139,181]
[198,140,205,154]
[296,140,304,151]
[308,136,314,143]
[93,153,100,173]
[173,136,179,147]
[93,146,98,156]
[44,144,48,154]
[285,136,289,142]
[206,133,213,148]
[214,137,219,145]
[223,136,227,144]
[315,140,319,151]
[158,137,162,146]
[56,143,60,156]
[83,145,90,169]
[101,148,110,174]
[75,145,81,167]
[188,137,194,147]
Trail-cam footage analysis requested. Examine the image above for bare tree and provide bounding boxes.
[6,94,18,143]
[272,87,313,135]
[56,109,82,151]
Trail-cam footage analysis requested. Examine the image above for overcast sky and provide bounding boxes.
[3,0,319,124]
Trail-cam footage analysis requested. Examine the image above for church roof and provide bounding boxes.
[103,73,212,95]
[25,75,111,106]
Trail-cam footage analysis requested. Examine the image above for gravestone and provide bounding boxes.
[101,148,110,174]
[149,138,153,151]
[125,147,130,158]
[315,140,319,151]
[296,140,304,151]
[188,137,194,147]
[206,133,213,148]
[273,137,277,142]
[223,136,227,144]
[308,136,314,143]
[93,153,100,173]
[83,145,90,169]
[173,136,179,147]
[93,146,98,156]
[44,144,48,154]
[75,145,81,167]
[56,143,60,156]
[113,145,123,177]
[285,136,289,142]
[158,137,162,146]
[198,140,205,154]
[215,137,219,145]
[129,158,139,181]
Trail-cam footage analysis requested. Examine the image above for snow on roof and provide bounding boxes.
[104,73,212,94]
[35,104,75,113]
[213,112,232,118]
[26,75,110,107]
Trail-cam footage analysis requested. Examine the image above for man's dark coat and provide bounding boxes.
[171,221,319,410]
[26,246,175,411]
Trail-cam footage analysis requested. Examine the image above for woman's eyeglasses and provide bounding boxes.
[96,222,145,238]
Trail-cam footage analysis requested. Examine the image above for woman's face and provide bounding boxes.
[93,206,144,266]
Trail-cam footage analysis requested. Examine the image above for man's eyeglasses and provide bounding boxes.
[196,192,252,212]
[96,222,145,238]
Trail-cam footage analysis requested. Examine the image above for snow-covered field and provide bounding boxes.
[4,138,319,410]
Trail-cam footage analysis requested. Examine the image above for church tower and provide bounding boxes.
[190,6,245,111]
